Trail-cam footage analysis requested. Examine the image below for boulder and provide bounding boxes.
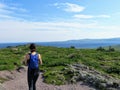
[67,64,120,90]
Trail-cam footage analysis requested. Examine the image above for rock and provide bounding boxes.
[0,83,5,90]
[67,64,120,90]
[6,75,14,80]
[16,66,26,72]
[70,77,76,83]
[99,83,107,89]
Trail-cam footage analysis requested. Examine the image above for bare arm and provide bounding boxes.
[23,54,29,66]
[38,54,42,65]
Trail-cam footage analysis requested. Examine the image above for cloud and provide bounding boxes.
[0,20,120,42]
[0,2,27,20]
[0,20,119,33]
[74,14,110,19]
[9,6,27,12]
[0,3,13,14]
[96,15,110,18]
[74,14,93,19]
[0,3,6,8]
[54,2,85,13]
[0,14,14,19]
[0,2,119,42]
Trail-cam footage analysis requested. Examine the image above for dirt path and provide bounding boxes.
[1,67,95,90]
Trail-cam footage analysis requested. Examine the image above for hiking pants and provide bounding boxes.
[27,68,39,90]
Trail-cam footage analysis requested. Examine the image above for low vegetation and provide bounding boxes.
[0,44,120,89]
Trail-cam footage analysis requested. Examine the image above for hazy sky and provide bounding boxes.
[0,0,120,42]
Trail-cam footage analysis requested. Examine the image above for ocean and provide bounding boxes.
[0,43,27,48]
[0,42,118,49]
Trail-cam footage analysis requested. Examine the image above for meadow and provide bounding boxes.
[0,44,120,86]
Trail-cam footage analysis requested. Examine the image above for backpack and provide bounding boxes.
[28,53,39,69]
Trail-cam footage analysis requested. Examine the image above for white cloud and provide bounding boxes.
[0,8,13,14]
[96,15,110,18]
[0,20,98,32]
[0,14,14,19]
[0,2,119,42]
[9,7,27,12]
[64,3,85,12]
[54,2,85,13]
[0,3,13,14]
[74,14,110,19]
[1,3,27,13]
[74,14,93,19]
[0,20,120,42]
[0,2,28,20]
[0,3,6,8]
[0,20,118,32]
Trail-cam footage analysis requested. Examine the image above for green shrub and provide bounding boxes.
[0,44,120,85]
[106,66,120,74]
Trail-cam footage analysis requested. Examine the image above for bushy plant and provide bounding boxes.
[106,66,120,74]
[0,44,120,86]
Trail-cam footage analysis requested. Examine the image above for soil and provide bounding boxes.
[0,66,95,90]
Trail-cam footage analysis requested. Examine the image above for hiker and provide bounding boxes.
[23,43,42,90]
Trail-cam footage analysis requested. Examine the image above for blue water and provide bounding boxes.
[36,42,119,48]
[0,41,120,49]
[0,43,27,48]
[36,38,120,48]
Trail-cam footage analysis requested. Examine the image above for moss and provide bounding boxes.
[0,77,8,83]
[43,70,66,85]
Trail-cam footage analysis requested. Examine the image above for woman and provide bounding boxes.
[24,43,42,90]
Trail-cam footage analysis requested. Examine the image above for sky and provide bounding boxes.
[0,0,120,43]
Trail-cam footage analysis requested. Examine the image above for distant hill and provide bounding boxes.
[37,38,120,48]
[1,38,120,48]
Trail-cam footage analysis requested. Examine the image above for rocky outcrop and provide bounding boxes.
[0,66,93,90]
[0,82,5,90]
[64,64,120,90]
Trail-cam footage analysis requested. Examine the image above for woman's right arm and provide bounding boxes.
[23,54,29,66]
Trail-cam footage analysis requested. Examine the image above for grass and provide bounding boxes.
[0,44,120,85]
[0,45,28,70]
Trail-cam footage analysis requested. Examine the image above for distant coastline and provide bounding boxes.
[0,43,27,48]
[1,38,120,49]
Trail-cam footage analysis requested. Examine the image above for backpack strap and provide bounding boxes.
[27,53,30,65]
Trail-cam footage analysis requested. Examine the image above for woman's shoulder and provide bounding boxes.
[36,52,40,55]
[37,53,41,56]
[25,52,31,57]
[37,53,41,57]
